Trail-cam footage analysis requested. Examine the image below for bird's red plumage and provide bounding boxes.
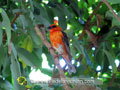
[49,24,76,74]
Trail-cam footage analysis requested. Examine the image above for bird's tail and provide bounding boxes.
[66,61,76,75]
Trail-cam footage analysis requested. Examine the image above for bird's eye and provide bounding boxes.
[52,25,56,28]
[48,25,57,29]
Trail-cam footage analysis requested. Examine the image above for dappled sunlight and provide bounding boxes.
[115,59,119,67]
[59,58,66,68]
[96,65,101,71]
[42,53,51,69]
[29,69,51,82]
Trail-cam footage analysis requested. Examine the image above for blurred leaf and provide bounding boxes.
[32,85,42,90]
[41,68,52,76]
[0,8,11,44]
[84,49,93,68]
[0,80,13,90]
[33,4,51,26]
[17,48,41,68]
[58,15,67,30]
[68,0,82,17]
[11,43,18,60]
[2,55,11,77]
[10,54,25,90]
[32,48,43,69]
[17,15,28,29]
[75,64,86,75]
[19,35,33,68]
[56,86,64,90]
[52,4,67,30]
[88,0,95,5]
[21,35,33,52]
[30,0,34,11]
[112,12,120,26]
[30,29,42,46]
[65,29,74,38]
[103,50,117,73]
[106,0,120,4]
[46,53,54,68]
[107,86,120,90]
[72,37,84,54]
[70,45,77,59]
[0,45,5,68]
[102,55,109,73]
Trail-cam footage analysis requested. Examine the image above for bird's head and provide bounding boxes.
[48,24,61,32]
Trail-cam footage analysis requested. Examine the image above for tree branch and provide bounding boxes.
[108,73,116,87]
[8,12,22,55]
[78,2,103,47]
[101,0,120,22]
[11,12,22,26]
[34,25,72,90]
[3,12,22,42]
[85,2,103,29]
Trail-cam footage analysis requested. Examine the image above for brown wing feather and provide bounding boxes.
[62,31,72,61]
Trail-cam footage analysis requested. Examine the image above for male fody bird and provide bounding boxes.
[48,24,76,75]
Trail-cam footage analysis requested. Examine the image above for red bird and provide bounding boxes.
[48,24,76,74]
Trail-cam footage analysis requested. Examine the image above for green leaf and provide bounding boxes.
[30,0,34,11]
[41,68,52,76]
[2,55,11,77]
[103,50,117,73]
[11,43,18,60]
[32,48,43,69]
[0,45,5,68]
[30,30,42,46]
[88,0,95,5]
[17,48,42,68]
[0,80,13,90]
[72,37,84,54]
[34,4,51,27]
[0,8,11,44]
[112,12,120,26]
[17,15,28,29]
[58,15,67,30]
[68,0,82,17]
[95,50,104,65]
[10,54,25,90]
[70,45,77,59]
[21,35,33,52]
[106,0,120,4]
[46,53,54,68]
[52,4,67,30]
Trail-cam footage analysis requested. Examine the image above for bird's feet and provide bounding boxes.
[48,47,55,51]
[54,54,63,59]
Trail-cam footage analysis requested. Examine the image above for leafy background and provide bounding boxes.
[0,0,120,90]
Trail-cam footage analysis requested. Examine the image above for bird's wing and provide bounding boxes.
[61,31,72,60]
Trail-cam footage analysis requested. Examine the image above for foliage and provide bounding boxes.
[0,0,120,90]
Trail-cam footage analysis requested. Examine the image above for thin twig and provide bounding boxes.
[85,2,103,29]
[34,25,72,90]
[11,12,22,26]
[108,73,116,87]
[101,0,120,22]
[8,12,22,55]
[3,12,22,42]
[79,2,103,40]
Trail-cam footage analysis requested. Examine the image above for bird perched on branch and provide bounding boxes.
[48,24,76,75]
